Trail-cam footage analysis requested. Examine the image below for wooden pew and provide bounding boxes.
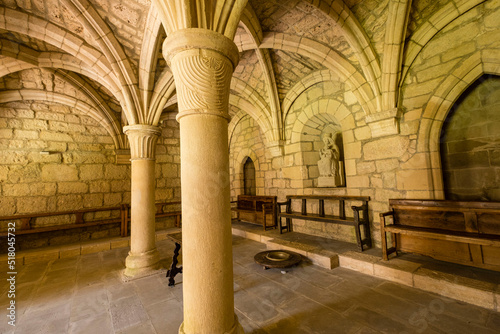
[380,199,500,271]
[231,195,277,230]
[0,201,182,241]
[0,206,123,237]
[277,195,371,252]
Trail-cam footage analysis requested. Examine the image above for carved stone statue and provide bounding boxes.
[317,132,343,187]
[318,133,339,177]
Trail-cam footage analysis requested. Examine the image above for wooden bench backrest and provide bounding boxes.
[237,195,276,211]
[286,195,370,201]
[389,199,500,234]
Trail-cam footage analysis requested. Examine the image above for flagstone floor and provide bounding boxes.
[1,235,500,333]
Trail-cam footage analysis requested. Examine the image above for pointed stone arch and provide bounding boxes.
[419,50,500,198]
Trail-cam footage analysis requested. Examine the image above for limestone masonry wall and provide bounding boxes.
[229,1,500,248]
[0,102,181,250]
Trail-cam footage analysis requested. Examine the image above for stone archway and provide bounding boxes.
[420,51,500,198]
[440,74,500,201]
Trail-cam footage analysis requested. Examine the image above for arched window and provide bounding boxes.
[243,157,256,196]
[440,74,500,201]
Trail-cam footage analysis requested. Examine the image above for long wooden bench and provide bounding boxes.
[231,195,277,230]
[380,199,500,271]
[0,201,182,239]
[277,195,371,252]
[0,206,124,237]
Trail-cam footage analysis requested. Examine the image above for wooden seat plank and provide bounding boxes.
[277,212,357,226]
[380,199,500,271]
[0,202,182,240]
[277,195,371,252]
[384,225,500,247]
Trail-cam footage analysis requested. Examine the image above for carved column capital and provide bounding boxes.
[163,29,239,122]
[123,124,161,160]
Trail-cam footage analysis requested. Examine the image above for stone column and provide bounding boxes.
[123,124,161,277]
[163,29,243,334]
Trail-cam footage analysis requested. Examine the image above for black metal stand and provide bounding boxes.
[166,242,182,286]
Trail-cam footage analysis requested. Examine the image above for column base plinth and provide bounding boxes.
[178,314,244,334]
[124,248,160,278]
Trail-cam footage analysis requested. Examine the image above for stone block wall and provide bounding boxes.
[0,102,181,250]
[229,115,270,199]
[223,1,500,248]
[230,81,389,245]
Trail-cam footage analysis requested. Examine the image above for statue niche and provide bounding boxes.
[317,132,344,187]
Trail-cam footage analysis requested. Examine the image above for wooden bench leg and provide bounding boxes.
[354,222,363,252]
[363,222,372,248]
[381,226,388,260]
[353,209,364,251]
[380,213,395,260]
[279,216,290,234]
[285,218,291,233]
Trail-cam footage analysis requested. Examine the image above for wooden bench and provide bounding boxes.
[0,206,124,237]
[277,195,371,252]
[231,195,277,230]
[0,201,182,240]
[380,199,500,271]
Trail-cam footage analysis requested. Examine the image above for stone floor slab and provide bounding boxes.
[1,234,499,333]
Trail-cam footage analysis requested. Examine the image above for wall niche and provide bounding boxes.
[440,74,500,201]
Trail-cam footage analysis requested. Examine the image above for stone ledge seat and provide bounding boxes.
[231,219,500,313]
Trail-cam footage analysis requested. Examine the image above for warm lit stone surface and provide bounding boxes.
[1,235,499,334]
[232,220,500,313]
[0,104,181,250]
[1,1,500,332]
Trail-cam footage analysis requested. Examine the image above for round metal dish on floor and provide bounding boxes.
[254,250,302,271]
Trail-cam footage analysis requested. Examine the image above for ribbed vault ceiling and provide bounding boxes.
[0,0,488,149]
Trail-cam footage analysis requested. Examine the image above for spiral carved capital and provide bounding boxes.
[163,29,239,121]
[124,125,161,160]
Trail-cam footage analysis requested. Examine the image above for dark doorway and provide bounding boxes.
[243,157,256,196]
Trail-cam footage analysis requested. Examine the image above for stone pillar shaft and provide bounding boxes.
[163,29,243,334]
[123,124,161,277]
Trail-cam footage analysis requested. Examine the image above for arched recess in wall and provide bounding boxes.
[440,74,500,201]
[288,98,354,189]
[243,157,256,196]
[233,148,261,196]
[420,50,500,199]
